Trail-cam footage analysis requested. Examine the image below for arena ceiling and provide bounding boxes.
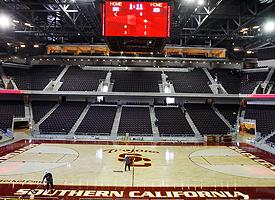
[0,0,275,52]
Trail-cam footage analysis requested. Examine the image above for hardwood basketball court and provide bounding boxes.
[0,140,274,199]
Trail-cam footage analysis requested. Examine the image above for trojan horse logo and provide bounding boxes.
[118,153,151,167]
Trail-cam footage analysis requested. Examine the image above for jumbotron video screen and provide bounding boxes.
[102,1,171,37]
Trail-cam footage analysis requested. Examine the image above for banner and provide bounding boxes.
[239,119,256,136]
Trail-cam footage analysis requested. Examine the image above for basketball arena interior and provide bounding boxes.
[0,0,275,199]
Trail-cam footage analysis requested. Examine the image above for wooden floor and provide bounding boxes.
[0,140,274,199]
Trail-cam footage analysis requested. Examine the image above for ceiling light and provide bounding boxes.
[34,44,39,48]
[20,44,26,48]
[166,97,175,104]
[263,20,275,33]
[24,23,32,27]
[0,14,11,29]
[198,0,205,5]
[246,50,253,54]
[240,28,249,32]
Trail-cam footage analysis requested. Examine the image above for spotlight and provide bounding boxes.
[24,23,32,27]
[263,20,275,33]
[166,97,175,104]
[246,50,253,54]
[198,0,205,5]
[0,14,11,29]
[240,28,248,32]
[33,44,39,48]
[20,44,26,48]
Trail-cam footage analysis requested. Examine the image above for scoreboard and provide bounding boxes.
[102,1,171,37]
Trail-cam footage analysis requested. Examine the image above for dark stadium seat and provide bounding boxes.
[166,68,212,93]
[111,71,161,92]
[3,65,63,90]
[75,106,117,135]
[31,101,57,123]
[240,72,268,94]
[185,104,230,135]
[155,107,194,137]
[118,107,152,136]
[209,69,241,94]
[0,101,25,131]
[39,102,86,134]
[244,105,275,135]
[59,66,107,91]
[215,104,239,126]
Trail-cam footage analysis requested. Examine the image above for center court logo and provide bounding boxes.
[118,153,151,167]
[103,148,159,168]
